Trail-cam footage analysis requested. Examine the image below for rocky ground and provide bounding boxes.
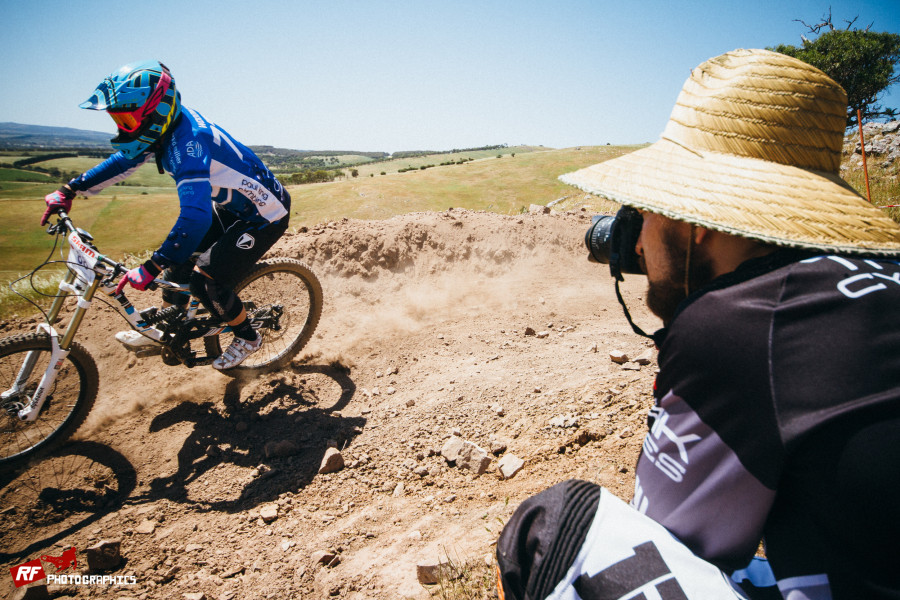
[0,206,661,599]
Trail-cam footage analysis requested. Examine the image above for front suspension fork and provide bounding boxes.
[12,270,101,422]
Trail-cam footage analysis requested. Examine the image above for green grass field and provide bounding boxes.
[287,146,631,226]
[0,168,56,183]
[1,145,629,276]
[350,145,543,177]
[842,161,900,222]
[0,145,626,317]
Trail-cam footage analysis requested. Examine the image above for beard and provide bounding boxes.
[643,226,714,325]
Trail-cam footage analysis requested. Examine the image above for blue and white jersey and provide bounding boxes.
[67,108,289,267]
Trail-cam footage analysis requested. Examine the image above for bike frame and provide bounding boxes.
[6,213,231,422]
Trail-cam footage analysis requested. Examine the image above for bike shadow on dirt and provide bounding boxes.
[137,362,366,513]
[0,441,137,562]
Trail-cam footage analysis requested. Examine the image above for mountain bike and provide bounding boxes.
[0,211,322,472]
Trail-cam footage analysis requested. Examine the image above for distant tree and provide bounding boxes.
[770,9,900,126]
[351,169,359,178]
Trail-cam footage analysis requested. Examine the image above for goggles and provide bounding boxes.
[109,108,144,133]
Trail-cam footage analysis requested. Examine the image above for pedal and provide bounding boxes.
[133,346,162,358]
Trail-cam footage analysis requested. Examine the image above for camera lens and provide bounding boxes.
[584,207,644,278]
[585,215,617,264]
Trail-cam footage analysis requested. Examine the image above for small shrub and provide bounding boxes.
[422,553,499,600]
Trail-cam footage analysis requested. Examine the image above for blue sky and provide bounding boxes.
[2,0,898,152]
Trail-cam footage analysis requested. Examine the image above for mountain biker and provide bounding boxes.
[40,60,291,370]
[496,50,900,599]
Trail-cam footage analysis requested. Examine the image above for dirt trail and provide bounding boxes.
[1,208,661,599]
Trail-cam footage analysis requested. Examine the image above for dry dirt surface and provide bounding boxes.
[0,207,662,599]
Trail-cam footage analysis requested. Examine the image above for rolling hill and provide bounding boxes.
[0,122,113,149]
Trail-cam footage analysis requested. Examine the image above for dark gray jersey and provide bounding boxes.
[636,251,900,597]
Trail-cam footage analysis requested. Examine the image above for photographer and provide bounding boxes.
[496,49,900,599]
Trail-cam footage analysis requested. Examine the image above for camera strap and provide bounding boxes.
[614,278,653,340]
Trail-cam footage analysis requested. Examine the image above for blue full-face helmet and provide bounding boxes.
[80,60,181,159]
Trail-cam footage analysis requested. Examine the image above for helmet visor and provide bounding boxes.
[109,108,144,133]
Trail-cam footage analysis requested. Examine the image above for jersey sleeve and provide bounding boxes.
[67,152,152,197]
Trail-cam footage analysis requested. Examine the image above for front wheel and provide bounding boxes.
[0,333,99,472]
[204,259,323,375]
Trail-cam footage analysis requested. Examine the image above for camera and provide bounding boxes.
[584,206,644,279]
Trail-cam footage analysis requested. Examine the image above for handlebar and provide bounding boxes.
[49,210,126,273]
[46,209,74,236]
[46,210,182,294]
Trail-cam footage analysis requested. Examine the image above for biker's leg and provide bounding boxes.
[189,268,248,332]
[190,266,261,368]
[191,215,289,367]
[161,208,229,308]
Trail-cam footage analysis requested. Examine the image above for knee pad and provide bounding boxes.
[189,270,242,323]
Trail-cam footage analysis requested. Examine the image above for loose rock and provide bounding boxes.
[456,441,491,476]
[134,519,157,535]
[319,448,345,474]
[610,350,629,364]
[259,504,279,523]
[497,454,525,479]
[312,550,340,567]
[84,540,122,572]
[265,439,299,458]
[634,349,654,365]
[549,415,579,428]
[416,560,453,585]
[440,436,466,463]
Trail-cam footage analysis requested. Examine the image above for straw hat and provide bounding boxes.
[561,48,900,256]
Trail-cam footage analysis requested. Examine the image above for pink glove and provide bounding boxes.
[115,262,161,294]
[41,188,75,226]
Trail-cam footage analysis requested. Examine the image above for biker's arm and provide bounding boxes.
[150,179,213,269]
[66,152,152,197]
[42,152,151,225]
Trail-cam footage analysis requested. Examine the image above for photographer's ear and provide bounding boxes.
[693,226,710,245]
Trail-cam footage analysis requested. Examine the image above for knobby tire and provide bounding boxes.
[0,333,99,472]
[203,259,323,375]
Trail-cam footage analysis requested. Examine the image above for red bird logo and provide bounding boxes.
[40,547,77,573]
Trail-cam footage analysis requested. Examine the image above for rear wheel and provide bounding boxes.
[204,259,323,375]
[0,334,99,472]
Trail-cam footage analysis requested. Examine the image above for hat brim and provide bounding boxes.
[561,138,900,256]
